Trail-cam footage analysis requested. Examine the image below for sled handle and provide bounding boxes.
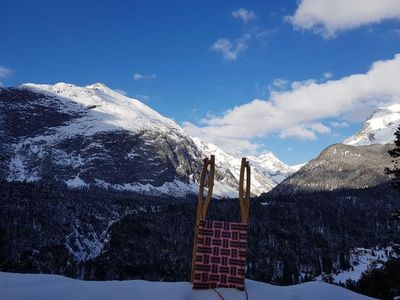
[195,155,215,223]
[196,156,251,223]
[191,155,215,282]
[239,158,251,223]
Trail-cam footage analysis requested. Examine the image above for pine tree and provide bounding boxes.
[385,125,400,256]
[386,126,400,191]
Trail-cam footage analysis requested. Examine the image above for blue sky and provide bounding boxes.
[1,0,400,164]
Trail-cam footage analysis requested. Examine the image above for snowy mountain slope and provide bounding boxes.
[20,82,182,135]
[193,138,299,196]
[344,104,400,146]
[1,83,202,195]
[0,83,293,197]
[248,153,300,183]
[0,272,375,300]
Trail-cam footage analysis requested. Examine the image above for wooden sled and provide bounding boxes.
[191,155,251,292]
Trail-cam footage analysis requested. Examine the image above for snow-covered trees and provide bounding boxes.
[385,125,400,255]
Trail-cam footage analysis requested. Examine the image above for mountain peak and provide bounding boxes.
[257,152,278,161]
[86,82,108,90]
[18,82,182,134]
[344,104,400,146]
[385,103,400,113]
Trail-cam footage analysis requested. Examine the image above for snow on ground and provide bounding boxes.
[0,272,375,300]
[94,179,200,198]
[316,247,396,285]
[65,176,89,188]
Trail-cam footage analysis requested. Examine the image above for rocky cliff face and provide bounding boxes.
[0,84,203,195]
[0,83,294,197]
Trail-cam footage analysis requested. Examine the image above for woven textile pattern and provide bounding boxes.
[192,220,248,290]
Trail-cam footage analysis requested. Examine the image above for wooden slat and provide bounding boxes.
[239,158,251,223]
[201,155,215,220]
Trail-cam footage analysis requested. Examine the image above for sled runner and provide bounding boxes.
[191,155,251,291]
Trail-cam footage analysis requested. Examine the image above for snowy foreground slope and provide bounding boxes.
[0,272,375,300]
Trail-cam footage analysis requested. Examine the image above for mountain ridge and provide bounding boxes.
[0,82,295,197]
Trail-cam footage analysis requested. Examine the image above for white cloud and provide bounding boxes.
[290,79,316,90]
[323,72,333,79]
[0,66,12,87]
[232,8,256,23]
[270,78,289,90]
[210,27,276,62]
[255,28,279,40]
[331,121,349,128]
[133,73,156,80]
[210,34,250,61]
[287,0,400,38]
[183,54,400,153]
[0,66,12,78]
[279,123,330,140]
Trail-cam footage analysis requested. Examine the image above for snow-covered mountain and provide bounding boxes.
[0,83,294,197]
[192,138,298,196]
[344,104,400,146]
[270,104,400,196]
[0,272,375,300]
[249,153,303,183]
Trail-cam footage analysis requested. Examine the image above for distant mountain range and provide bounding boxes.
[0,83,298,197]
[2,83,399,198]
